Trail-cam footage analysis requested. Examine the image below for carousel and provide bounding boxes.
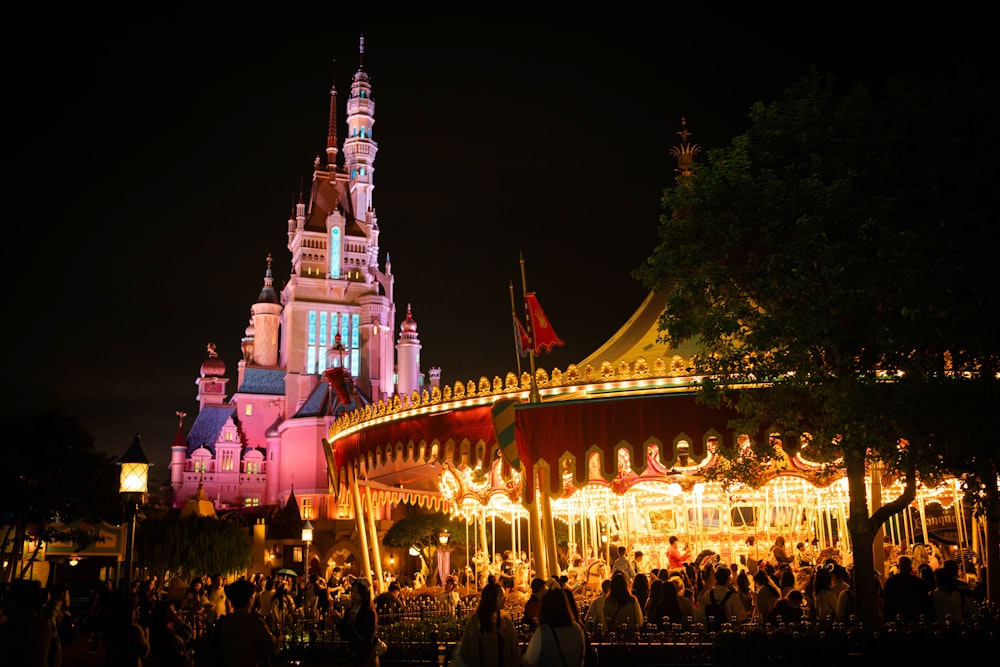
[324,290,987,595]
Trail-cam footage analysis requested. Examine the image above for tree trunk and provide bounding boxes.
[844,451,881,627]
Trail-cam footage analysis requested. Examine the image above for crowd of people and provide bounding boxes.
[1,533,989,667]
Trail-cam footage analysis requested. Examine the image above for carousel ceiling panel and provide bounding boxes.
[332,404,497,475]
[514,392,741,497]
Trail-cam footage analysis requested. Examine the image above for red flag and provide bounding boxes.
[513,315,531,357]
[525,292,564,354]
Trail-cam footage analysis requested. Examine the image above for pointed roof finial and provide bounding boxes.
[326,59,339,167]
[175,411,187,428]
[359,34,365,68]
[669,116,701,178]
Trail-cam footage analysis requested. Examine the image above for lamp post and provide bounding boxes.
[302,519,314,576]
[118,434,150,592]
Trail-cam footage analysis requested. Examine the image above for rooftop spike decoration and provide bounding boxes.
[326,59,338,169]
[668,116,701,178]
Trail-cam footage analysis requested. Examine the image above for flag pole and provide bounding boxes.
[520,252,558,578]
[509,280,523,377]
[519,253,540,404]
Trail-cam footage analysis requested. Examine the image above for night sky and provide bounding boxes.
[6,7,983,483]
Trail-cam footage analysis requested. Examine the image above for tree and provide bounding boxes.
[0,410,122,583]
[636,68,1000,624]
[137,513,252,581]
[381,512,466,584]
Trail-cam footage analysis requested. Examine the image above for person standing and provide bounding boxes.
[523,585,585,667]
[666,536,692,571]
[522,577,546,631]
[603,571,644,635]
[42,582,72,667]
[611,546,636,587]
[1,579,51,667]
[329,577,380,667]
[206,574,228,622]
[207,578,280,667]
[456,581,520,667]
[374,580,404,620]
[883,556,928,623]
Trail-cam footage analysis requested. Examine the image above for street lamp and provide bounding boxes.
[302,519,314,575]
[118,434,150,592]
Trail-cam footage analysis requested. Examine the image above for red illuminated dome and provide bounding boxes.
[200,343,226,377]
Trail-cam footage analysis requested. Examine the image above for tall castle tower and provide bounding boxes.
[171,38,424,517]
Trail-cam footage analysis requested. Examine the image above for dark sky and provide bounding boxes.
[6,7,982,482]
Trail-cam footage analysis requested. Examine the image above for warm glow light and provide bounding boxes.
[69,556,80,567]
[118,435,150,494]
[408,546,420,556]
[439,529,450,545]
[301,520,314,543]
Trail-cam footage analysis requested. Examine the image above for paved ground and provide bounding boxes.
[60,638,105,667]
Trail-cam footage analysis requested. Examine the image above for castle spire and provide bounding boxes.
[326,59,338,171]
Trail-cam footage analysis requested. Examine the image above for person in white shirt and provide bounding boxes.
[697,565,748,625]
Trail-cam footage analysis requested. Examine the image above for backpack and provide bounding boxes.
[705,589,733,631]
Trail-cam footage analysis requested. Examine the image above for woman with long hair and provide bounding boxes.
[651,575,683,627]
[644,578,664,624]
[329,577,380,667]
[523,585,585,667]
[631,573,650,614]
[752,569,781,622]
[811,567,839,622]
[602,571,644,635]
[457,582,520,667]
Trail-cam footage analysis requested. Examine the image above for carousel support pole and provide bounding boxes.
[528,475,547,579]
[364,482,384,592]
[348,465,374,585]
[466,517,472,595]
[539,465,560,578]
[918,491,930,546]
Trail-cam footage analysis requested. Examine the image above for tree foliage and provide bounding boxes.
[137,514,252,581]
[381,512,466,581]
[0,410,122,583]
[635,67,1000,622]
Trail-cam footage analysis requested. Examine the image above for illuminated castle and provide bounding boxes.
[168,38,438,516]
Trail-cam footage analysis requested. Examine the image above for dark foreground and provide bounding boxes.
[63,611,999,667]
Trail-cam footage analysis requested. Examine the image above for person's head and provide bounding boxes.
[715,565,731,587]
[530,577,546,596]
[774,536,785,547]
[669,536,679,546]
[632,572,649,596]
[609,571,631,604]
[813,566,832,591]
[475,582,504,628]
[388,581,401,594]
[897,555,913,574]
[539,586,574,628]
[796,542,805,551]
[785,589,803,606]
[634,551,643,561]
[601,578,612,597]
[618,546,627,557]
[226,579,256,609]
[746,536,755,546]
[350,577,373,607]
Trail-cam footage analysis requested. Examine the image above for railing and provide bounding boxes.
[184,599,1000,666]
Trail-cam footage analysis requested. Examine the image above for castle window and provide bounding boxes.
[329,227,341,278]
[243,497,260,507]
[302,496,314,520]
[245,404,253,417]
